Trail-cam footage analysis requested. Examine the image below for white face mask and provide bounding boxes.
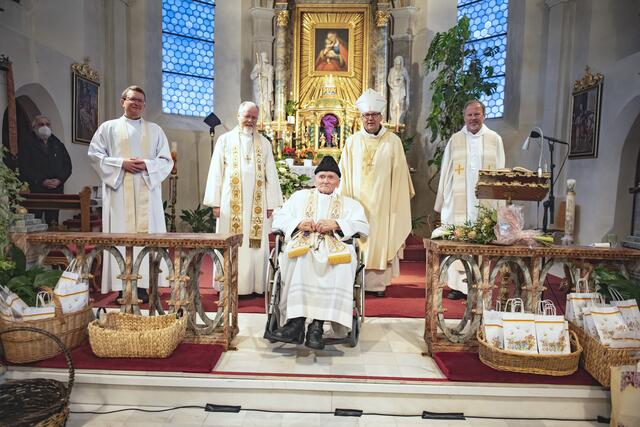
[37,126,52,139]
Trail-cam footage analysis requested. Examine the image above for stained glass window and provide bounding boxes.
[162,0,215,117]
[458,0,508,118]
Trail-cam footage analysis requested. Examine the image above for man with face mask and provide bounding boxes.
[203,101,283,295]
[19,115,72,224]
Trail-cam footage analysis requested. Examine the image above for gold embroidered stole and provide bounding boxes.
[118,118,150,232]
[450,131,498,223]
[230,130,265,248]
[287,190,351,265]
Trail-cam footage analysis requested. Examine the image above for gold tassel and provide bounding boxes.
[328,253,351,265]
[249,239,262,249]
[287,246,310,258]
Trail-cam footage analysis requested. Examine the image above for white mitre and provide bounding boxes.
[355,89,386,113]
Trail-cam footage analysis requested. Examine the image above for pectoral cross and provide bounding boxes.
[455,164,464,175]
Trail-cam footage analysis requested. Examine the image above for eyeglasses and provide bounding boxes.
[124,97,145,104]
[361,113,381,119]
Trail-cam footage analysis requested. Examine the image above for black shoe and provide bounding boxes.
[305,319,325,350]
[117,288,149,304]
[446,290,467,300]
[273,317,305,344]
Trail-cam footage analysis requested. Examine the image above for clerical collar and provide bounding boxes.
[462,124,487,136]
[363,126,386,138]
[123,115,142,122]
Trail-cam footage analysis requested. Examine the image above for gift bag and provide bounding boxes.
[535,300,571,354]
[582,306,600,338]
[54,259,89,314]
[21,291,55,321]
[483,301,504,349]
[503,298,537,354]
[610,363,640,427]
[590,304,628,346]
[565,277,597,328]
[609,289,640,333]
[0,285,28,318]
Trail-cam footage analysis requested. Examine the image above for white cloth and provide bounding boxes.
[434,124,505,293]
[203,127,283,295]
[88,116,173,292]
[272,189,369,329]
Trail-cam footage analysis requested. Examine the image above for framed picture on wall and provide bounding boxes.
[569,67,603,159]
[71,61,100,145]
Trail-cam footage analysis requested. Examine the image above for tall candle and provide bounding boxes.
[170,141,178,175]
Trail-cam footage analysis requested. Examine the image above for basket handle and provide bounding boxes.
[0,326,75,404]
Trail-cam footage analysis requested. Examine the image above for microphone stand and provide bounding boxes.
[542,140,555,233]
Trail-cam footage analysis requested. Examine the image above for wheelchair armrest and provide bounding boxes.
[272,229,285,237]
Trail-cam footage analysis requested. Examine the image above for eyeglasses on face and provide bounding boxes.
[361,113,381,119]
[123,97,145,104]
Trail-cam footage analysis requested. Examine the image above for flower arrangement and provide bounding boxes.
[440,205,497,244]
[283,146,296,158]
[276,160,311,199]
[297,147,314,161]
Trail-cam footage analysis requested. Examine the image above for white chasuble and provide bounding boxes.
[203,127,283,295]
[272,189,369,329]
[339,127,415,291]
[434,124,505,293]
[88,116,173,292]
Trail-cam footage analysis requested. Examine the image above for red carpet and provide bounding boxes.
[30,341,223,373]
[91,261,568,320]
[433,352,598,386]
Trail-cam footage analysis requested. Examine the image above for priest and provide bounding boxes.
[88,86,173,298]
[434,99,505,299]
[270,156,369,350]
[339,89,414,295]
[203,101,282,295]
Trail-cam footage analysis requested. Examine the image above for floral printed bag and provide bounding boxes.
[534,300,571,354]
[610,363,640,427]
[483,300,504,349]
[565,277,597,328]
[502,298,537,354]
[609,288,640,333]
[590,304,628,346]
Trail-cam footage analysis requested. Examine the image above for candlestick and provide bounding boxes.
[170,141,178,175]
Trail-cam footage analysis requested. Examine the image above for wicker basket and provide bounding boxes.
[0,327,74,427]
[569,323,638,387]
[0,288,91,364]
[88,311,187,358]
[477,328,582,376]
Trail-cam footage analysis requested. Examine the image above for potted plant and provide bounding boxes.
[179,204,216,233]
[285,100,298,124]
[276,160,311,200]
[283,146,296,167]
[0,147,26,280]
[423,15,499,191]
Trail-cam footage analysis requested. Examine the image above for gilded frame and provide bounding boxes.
[293,4,370,108]
[569,69,603,159]
[71,62,100,145]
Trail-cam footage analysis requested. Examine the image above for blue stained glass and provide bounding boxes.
[458,0,508,118]
[162,0,215,117]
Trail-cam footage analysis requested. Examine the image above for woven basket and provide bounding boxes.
[477,328,582,376]
[0,327,74,427]
[569,323,638,387]
[0,288,91,364]
[88,311,187,358]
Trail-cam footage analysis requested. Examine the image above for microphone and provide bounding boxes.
[522,127,544,177]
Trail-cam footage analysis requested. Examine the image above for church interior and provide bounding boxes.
[1,0,640,426]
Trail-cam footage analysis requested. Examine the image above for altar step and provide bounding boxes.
[404,234,426,262]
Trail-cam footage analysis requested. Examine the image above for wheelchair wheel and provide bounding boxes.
[263,269,282,343]
[348,314,360,347]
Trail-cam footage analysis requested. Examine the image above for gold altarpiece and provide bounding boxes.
[257,2,401,162]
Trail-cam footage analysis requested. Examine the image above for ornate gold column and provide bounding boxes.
[374,5,391,120]
[273,2,289,124]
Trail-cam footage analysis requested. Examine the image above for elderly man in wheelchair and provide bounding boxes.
[265,156,369,350]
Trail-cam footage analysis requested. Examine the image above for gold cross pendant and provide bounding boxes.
[455,164,464,175]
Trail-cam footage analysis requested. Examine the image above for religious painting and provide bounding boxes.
[72,62,100,145]
[313,28,350,73]
[293,4,370,107]
[569,68,603,159]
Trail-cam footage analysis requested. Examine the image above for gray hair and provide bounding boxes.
[31,115,51,129]
[121,85,146,100]
[463,99,486,115]
[238,101,259,115]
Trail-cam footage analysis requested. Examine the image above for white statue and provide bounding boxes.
[250,51,274,123]
[387,55,410,125]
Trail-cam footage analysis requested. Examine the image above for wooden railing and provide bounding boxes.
[423,239,640,355]
[24,232,242,349]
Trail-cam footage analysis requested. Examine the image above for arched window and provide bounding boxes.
[457,0,508,118]
[162,0,215,117]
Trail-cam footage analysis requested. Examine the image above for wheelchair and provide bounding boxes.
[263,230,365,347]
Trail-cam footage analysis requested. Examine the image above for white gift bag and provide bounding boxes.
[590,304,628,346]
[0,285,16,321]
[54,259,89,314]
[0,285,29,318]
[582,306,600,339]
[534,300,571,354]
[21,291,55,321]
[503,298,538,354]
[483,301,504,349]
[565,277,597,328]
[609,288,640,333]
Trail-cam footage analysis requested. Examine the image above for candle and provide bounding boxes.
[170,141,178,175]
[395,103,400,132]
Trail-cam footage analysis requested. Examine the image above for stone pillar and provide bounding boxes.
[102,0,129,121]
[374,7,391,120]
[273,3,289,123]
[250,6,274,61]
[0,61,7,133]
[390,5,417,123]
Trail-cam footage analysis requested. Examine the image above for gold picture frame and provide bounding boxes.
[293,4,370,108]
[71,61,100,145]
[569,67,603,159]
